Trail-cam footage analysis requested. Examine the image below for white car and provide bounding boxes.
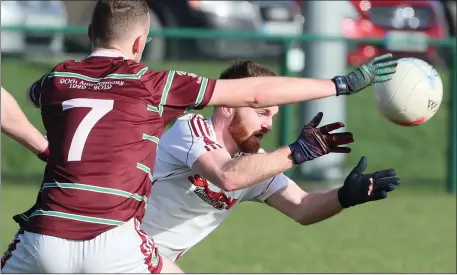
[191,0,304,59]
[1,1,68,54]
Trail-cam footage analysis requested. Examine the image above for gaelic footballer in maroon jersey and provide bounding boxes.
[18,55,216,241]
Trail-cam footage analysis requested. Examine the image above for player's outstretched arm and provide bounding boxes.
[193,112,353,192]
[1,87,49,161]
[266,156,401,225]
[208,53,397,108]
[193,146,294,192]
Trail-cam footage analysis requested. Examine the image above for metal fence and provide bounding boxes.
[1,25,456,192]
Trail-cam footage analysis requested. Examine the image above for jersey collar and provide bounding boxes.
[88,49,128,59]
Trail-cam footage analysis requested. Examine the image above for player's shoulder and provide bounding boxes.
[157,114,210,161]
[58,57,150,77]
[160,113,214,148]
[52,58,90,71]
[55,59,78,67]
[166,113,207,136]
[124,60,150,75]
[48,58,119,75]
[124,61,171,78]
[176,113,206,124]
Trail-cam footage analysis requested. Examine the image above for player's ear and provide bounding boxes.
[132,36,142,55]
[88,24,92,41]
[221,107,234,118]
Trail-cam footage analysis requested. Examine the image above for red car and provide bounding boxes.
[294,0,450,67]
[342,0,449,66]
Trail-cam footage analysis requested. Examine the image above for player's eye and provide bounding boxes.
[257,110,268,116]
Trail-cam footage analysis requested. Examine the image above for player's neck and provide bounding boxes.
[209,115,239,156]
[90,47,129,59]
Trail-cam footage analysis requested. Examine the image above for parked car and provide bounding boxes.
[437,0,456,67]
[183,1,304,60]
[63,0,304,61]
[1,1,68,55]
[342,0,450,67]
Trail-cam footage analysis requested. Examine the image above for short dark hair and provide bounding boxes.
[219,60,276,79]
[90,0,149,45]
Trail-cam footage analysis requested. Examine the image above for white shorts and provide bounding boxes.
[154,245,187,262]
[1,219,162,273]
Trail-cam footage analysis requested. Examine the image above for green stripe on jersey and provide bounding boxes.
[48,68,149,82]
[186,77,208,112]
[24,210,125,226]
[134,67,149,78]
[157,70,175,116]
[146,104,160,114]
[147,71,209,115]
[144,70,175,116]
[142,134,159,144]
[42,183,147,202]
[136,163,153,182]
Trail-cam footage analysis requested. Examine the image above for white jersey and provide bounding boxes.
[141,114,293,261]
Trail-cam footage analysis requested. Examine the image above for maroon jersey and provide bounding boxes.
[15,54,216,240]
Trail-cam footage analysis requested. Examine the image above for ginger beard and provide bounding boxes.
[227,110,267,154]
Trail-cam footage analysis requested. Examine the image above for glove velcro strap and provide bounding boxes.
[332,76,349,96]
[288,139,322,165]
[337,187,353,208]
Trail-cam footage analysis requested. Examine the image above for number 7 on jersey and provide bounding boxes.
[62,98,114,161]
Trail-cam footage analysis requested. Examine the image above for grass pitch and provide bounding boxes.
[1,57,455,273]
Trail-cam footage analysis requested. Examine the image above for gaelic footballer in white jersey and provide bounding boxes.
[142,113,293,262]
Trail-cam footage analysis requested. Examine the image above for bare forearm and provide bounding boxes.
[297,189,343,226]
[251,77,336,108]
[3,123,48,154]
[1,88,48,154]
[212,77,337,108]
[221,146,294,191]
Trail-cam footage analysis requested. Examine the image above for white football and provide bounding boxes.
[373,57,443,126]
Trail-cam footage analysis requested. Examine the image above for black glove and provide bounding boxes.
[332,53,398,96]
[288,112,354,165]
[338,156,401,208]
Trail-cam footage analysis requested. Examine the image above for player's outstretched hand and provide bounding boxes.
[337,156,401,208]
[288,112,354,165]
[332,53,398,96]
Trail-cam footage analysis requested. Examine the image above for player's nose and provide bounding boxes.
[261,123,272,132]
[265,117,275,131]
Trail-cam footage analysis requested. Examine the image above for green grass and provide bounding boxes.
[180,191,456,273]
[1,180,455,273]
[1,57,456,273]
